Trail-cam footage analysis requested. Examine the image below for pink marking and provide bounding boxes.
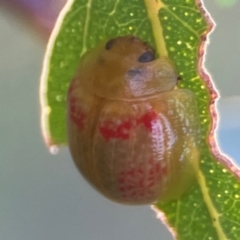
[68,80,86,130]
[137,110,158,130]
[99,119,133,141]
[99,109,158,140]
[117,158,168,201]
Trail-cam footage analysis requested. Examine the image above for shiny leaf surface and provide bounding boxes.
[40,0,240,239]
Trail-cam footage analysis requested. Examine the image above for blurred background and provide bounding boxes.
[0,0,239,239]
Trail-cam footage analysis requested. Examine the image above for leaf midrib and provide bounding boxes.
[144,0,168,56]
[197,169,227,240]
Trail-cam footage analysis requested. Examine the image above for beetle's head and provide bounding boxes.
[78,36,178,100]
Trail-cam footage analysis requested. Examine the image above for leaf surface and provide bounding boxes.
[40,0,240,239]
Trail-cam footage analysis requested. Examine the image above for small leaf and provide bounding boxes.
[40,0,240,239]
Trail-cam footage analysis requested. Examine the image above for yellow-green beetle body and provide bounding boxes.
[67,36,200,205]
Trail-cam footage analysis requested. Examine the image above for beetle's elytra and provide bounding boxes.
[67,36,200,205]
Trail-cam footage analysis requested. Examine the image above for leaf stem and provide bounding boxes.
[144,0,168,57]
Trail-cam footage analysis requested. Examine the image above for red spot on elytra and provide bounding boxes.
[137,110,158,130]
[68,85,86,130]
[117,158,168,201]
[99,109,158,140]
[99,120,132,141]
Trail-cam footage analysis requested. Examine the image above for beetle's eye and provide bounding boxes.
[105,39,115,50]
[138,51,155,63]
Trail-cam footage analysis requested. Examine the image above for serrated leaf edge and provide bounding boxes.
[39,0,240,238]
[148,1,230,239]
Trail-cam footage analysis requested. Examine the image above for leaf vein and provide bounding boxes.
[81,0,93,56]
[165,7,199,38]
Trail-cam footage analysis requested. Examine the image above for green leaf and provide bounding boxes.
[40,0,240,239]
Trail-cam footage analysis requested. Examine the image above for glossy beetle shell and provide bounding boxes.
[67,36,200,205]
